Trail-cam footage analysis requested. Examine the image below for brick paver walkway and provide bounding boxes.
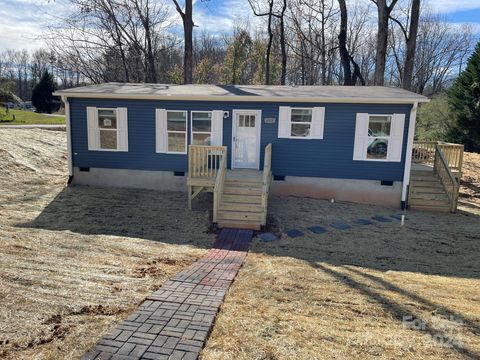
[82,228,253,360]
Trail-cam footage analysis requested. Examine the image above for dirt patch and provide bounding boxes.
[0,129,214,360]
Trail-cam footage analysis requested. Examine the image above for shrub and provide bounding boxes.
[31,70,60,113]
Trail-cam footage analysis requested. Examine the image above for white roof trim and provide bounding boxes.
[53,91,429,104]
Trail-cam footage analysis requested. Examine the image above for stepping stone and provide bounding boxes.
[308,226,327,234]
[259,232,278,242]
[285,229,304,238]
[372,216,392,222]
[331,222,350,230]
[355,219,373,225]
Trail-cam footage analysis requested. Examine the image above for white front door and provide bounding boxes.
[232,110,261,169]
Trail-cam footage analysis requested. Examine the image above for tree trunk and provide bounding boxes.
[183,0,193,84]
[279,0,287,85]
[338,0,352,85]
[173,0,193,84]
[265,1,274,85]
[402,0,420,90]
[374,0,389,85]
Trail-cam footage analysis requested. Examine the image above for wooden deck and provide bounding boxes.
[409,141,463,212]
[187,144,272,230]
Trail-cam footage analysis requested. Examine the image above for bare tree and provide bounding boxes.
[172,0,194,84]
[371,0,399,85]
[248,0,275,84]
[338,0,352,85]
[390,0,420,90]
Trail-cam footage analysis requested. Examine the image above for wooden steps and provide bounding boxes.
[408,171,451,212]
[216,177,265,231]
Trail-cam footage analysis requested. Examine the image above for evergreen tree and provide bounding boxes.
[447,41,480,152]
[31,70,58,113]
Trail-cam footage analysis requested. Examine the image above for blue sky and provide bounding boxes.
[0,0,479,52]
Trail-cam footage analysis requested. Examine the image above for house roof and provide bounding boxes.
[54,82,429,104]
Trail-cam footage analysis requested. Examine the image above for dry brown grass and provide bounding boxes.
[458,151,480,215]
[203,197,480,360]
[0,129,215,359]
[2,129,480,360]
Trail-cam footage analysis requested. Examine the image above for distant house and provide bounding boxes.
[54,83,428,229]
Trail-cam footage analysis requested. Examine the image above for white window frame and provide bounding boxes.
[365,114,392,162]
[190,110,213,146]
[96,107,119,152]
[353,112,404,162]
[166,110,188,154]
[289,107,313,139]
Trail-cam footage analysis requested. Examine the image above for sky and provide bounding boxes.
[0,0,479,52]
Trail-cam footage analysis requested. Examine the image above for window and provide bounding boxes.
[167,110,187,153]
[98,109,117,149]
[367,115,391,160]
[239,114,255,127]
[191,111,212,146]
[86,106,128,152]
[290,108,312,137]
[353,113,405,162]
[278,106,324,139]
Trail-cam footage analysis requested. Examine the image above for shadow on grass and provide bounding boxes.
[18,186,216,250]
[314,263,480,359]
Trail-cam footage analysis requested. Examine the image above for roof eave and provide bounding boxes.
[52,91,429,104]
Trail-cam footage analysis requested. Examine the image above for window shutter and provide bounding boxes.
[311,107,325,139]
[278,106,291,138]
[353,113,369,160]
[117,107,128,151]
[387,113,405,162]
[211,110,224,146]
[86,106,99,150]
[155,109,168,153]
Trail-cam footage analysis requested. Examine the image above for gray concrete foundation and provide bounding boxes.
[72,167,186,191]
[270,176,402,208]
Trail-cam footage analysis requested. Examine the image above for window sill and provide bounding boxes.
[90,148,127,152]
[353,158,400,163]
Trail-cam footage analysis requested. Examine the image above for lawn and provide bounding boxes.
[0,107,65,125]
[0,128,479,359]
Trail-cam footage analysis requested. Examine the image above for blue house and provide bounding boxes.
[54,83,428,229]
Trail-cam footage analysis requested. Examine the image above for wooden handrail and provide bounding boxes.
[213,151,227,223]
[261,144,272,225]
[188,145,226,179]
[413,141,464,178]
[434,145,459,212]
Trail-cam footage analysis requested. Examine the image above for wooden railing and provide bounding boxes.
[434,145,459,212]
[261,144,272,225]
[412,141,437,164]
[439,143,464,176]
[212,151,227,223]
[413,141,464,178]
[188,145,227,179]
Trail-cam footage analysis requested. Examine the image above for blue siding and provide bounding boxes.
[69,98,411,181]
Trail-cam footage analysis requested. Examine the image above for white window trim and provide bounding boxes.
[289,107,314,139]
[166,110,188,154]
[354,113,399,163]
[96,107,120,152]
[190,110,212,146]
[365,114,393,162]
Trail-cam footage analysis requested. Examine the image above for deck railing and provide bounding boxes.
[212,152,227,223]
[188,145,227,179]
[261,143,272,225]
[434,145,459,212]
[413,141,464,178]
